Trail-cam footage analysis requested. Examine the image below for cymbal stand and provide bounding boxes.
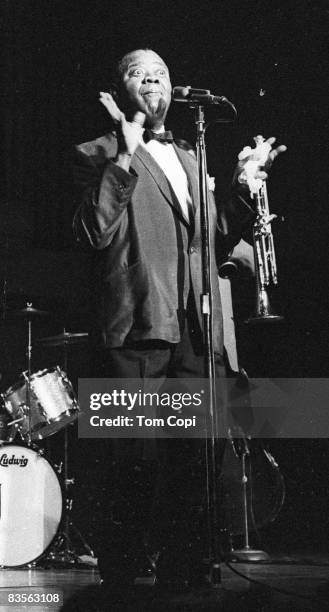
[6,303,49,443]
[26,304,32,445]
[48,329,94,565]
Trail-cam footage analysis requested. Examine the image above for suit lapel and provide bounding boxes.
[132,145,190,225]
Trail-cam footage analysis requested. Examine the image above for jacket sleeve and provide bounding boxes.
[216,180,256,263]
[72,149,138,250]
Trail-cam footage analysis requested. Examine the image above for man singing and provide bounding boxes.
[73,48,285,598]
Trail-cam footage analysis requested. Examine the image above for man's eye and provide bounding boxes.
[131,69,144,76]
[158,69,166,76]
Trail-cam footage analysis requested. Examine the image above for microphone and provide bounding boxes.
[172,86,228,105]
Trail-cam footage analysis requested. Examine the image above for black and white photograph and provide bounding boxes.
[1,1,329,610]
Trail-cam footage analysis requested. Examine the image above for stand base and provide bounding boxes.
[227,547,270,562]
[46,550,97,568]
[46,521,95,567]
[47,550,79,566]
[209,562,222,587]
[245,315,284,325]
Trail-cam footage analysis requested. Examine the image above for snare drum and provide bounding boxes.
[2,367,80,441]
[0,444,62,567]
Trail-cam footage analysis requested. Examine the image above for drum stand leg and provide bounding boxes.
[46,333,95,566]
[47,427,95,566]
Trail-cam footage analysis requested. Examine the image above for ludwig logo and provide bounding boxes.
[0,454,28,467]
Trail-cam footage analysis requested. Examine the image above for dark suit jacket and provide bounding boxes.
[73,133,250,354]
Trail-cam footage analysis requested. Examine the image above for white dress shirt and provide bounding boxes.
[142,130,192,221]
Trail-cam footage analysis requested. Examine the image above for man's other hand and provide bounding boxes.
[234,136,287,195]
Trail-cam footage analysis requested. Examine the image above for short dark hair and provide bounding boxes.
[116,49,151,80]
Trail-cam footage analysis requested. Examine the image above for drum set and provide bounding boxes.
[0,303,90,568]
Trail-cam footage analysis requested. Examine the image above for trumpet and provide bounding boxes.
[239,135,284,324]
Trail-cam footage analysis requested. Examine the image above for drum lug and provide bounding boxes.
[20,403,29,415]
[55,461,63,474]
[29,441,41,453]
[65,497,73,511]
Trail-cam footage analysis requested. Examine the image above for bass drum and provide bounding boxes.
[0,444,62,567]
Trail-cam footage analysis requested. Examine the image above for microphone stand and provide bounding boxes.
[194,104,221,586]
[175,92,236,587]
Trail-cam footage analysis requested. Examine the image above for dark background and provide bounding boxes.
[1,0,329,557]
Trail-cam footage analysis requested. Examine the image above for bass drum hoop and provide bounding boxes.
[0,443,63,568]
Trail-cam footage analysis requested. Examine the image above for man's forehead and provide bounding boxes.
[123,50,168,70]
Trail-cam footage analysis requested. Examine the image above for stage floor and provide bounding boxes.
[0,554,329,611]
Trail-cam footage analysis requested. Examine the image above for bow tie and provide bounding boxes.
[143,129,174,144]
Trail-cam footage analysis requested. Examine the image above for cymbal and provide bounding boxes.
[12,305,49,318]
[38,331,89,347]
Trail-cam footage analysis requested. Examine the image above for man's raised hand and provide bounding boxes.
[99,92,145,159]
